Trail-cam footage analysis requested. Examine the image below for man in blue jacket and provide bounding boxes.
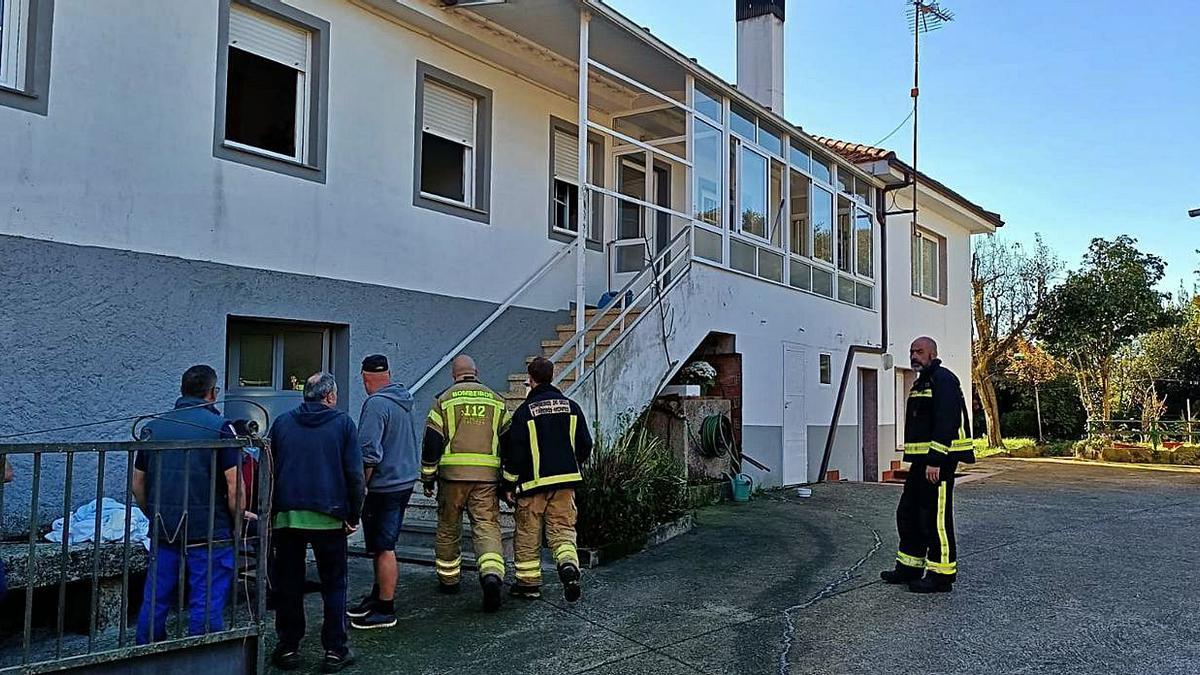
[347,354,420,630]
[269,372,364,673]
[132,365,242,644]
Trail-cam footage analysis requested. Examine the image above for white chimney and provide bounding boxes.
[736,0,785,113]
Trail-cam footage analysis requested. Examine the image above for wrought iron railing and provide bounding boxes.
[1086,419,1199,447]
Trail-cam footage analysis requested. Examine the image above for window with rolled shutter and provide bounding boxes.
[229,3,310,71]
[553,129,581,185]
[423,80,476,148]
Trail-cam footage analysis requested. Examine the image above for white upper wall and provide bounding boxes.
[0,0,606,310]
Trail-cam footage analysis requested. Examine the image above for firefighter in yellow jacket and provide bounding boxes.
[500,357,593,602]
[421,355,509,612]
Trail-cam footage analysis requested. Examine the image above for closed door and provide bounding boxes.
[783,344,808,485]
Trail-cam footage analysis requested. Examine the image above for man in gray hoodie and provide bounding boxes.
[347,355,420,630]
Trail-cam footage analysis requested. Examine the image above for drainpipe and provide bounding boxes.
[816,175,912,483]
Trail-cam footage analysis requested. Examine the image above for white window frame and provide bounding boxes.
[737,142,771,243]
[0,0,29,91]
[819,353,833,386]
[912,228,942,301]
[419,79,478,209]
[854,205,874,280]
[223,3,313,164]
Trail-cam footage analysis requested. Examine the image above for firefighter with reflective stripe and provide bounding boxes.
[420,355,510,612]
[500,357,593,602]
[881,336,975,594]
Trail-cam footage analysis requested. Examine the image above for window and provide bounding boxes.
[790,140,810,173]
[414,63,492,222]
[836,196,853,273]
[227,320,331,392]
[811,152,832,184]
[216,0,327,180]
[812,266,834,298]
[731,238,757,275]
[550,120,602,244]
[758,123,783,156]
[811,185,834,264]
[769,161,784,247]
[0,0,52,115]
[789,170,810,257]
[694,226,723,263]
[694,81,723,123]
[855,207,873,278]
[837,275,857,304]
[739,147,768,238]
[730,101,756,140]
[695,120,723,227]
[758,249,784,283]
[789,259,811,291]
[912,228,944,301]
[819,353,832,385]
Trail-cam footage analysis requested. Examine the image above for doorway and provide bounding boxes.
[611,152,672,290]
[859,368,879,482]
[782,343,808,485]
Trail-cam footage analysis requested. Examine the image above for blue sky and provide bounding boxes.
[606,0,1200,293]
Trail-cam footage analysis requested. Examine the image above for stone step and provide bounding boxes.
[406,493,514,527]
[507,372,577,388]
[397,520,516,561]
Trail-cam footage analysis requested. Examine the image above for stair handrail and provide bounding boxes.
[551,225,693,389]
[411,242,575,395]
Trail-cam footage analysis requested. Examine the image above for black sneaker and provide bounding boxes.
[271,644,301,671]
[481,574,503,613]
[559,564,582,603]
[320,648,356,673]
[346,593,375,619]
[908,575,953,594]
[351,608,397,630]
[438,582,461,595]
[880,567,922,585]
[509,584,541,599]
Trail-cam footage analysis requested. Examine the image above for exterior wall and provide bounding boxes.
[0,0,607,313]
[0,234,562,532]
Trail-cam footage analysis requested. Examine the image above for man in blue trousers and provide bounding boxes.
[133,364,243,644]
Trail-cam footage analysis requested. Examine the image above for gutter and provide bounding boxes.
[816,176,913,483]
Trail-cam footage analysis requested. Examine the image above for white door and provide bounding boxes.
[783,344,808,485]
[610,153,652,290]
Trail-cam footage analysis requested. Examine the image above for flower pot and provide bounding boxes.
[662,384,702,398]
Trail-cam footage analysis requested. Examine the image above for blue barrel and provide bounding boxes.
[730,473,753,502]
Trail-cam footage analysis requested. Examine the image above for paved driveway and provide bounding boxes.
[273,459,1200,674]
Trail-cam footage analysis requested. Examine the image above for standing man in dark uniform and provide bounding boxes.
[881,337,975,593]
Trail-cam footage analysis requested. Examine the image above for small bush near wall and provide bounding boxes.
[576,425,687,551]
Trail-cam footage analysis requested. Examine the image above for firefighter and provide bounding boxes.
[881,336,975,593]
[500,357,592,602]
[421,355,509,612]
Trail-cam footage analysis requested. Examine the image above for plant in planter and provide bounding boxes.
[576,423,686,556]
[674,361,718,396]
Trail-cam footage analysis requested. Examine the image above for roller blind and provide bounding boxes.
[422,80,475,147]
[553,129,581,183]
[229,3,309,71]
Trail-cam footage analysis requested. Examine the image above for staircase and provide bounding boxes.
[391,493,517,568]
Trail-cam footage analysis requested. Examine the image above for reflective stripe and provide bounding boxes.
[935,481,950,571]
[477,552,505,576]
[427,409,444,428]
[926,560,956,575]
[909,389,932,398]
[444,398,457,442]
[515,570,542,581]
[930,441,950,455]
[519,472,583,493]
[435,557,462,570]
[502,470,519,483]
[903,442,930,455]
[950,439,975,450]
[514,560,541,571]
[439,454,501,468]
[553,543,578,563]
[896,551,926,569]
[569,415,577,454]
[528,419,541,484]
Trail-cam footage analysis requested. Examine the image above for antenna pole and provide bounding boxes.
[911,1,921,237]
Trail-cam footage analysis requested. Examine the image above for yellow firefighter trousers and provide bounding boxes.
[513,489,579,588]
[435,481,505,585]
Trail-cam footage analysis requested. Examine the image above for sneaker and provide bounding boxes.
[320,648,357,673]
[509,584,541,599]
[271,644,301,671]
[346,593,375,619]
[880,567,922,585]
[481,575,503,613]
[908,575,953,594]
[559,564,582,603]
[438,582,461,595]
[351,609,398,630]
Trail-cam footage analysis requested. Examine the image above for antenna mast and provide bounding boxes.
[905,0,953,236]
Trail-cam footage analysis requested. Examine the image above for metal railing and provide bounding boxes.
[551,225,694,392]
[0,437,269,673]
[1086,419,1199,447]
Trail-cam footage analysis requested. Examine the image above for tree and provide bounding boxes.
[1034,236,1171,433]
[1007,338,1061,442]
[971,234,1060,448]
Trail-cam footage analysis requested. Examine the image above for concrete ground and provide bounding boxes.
[268,459,1200,674]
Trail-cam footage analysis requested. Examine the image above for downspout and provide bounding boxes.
[816,175,912,483]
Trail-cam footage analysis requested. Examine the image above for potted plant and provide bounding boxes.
[665,360,718,397]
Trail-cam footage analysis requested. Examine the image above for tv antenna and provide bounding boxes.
[904,0,953,235]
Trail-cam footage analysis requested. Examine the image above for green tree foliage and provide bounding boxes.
[1034,236,1171,426]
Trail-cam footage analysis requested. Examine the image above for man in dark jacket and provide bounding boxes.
[881,337,975,594]
[347,355,420,630]
[268,372,364,673]
[500,357,592,602]
[133,365,242,644]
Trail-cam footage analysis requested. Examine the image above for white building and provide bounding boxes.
[0,0,1000,485]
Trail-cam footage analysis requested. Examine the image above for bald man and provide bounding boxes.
[420,355,510,612]
[881,337,975,594]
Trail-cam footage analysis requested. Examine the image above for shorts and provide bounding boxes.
[362,488,414,554]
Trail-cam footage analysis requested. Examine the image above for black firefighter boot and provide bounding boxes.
[908,573,954,594]
[559,563,582,602]
[481,574,504,613]
[880,564,923,585]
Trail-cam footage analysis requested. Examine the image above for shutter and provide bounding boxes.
[553,129,581,183]
[229,4,309,71]
[422,80,476,147]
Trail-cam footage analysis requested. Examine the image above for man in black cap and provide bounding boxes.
[346,355,421,630]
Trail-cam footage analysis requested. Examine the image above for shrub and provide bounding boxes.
[1044,441,1074,457]
[576,425,687,550]
[1102,446,1132,462]
[1172,445,1200,466]
[1001,410,1040,439]
[1074,438,1107,459]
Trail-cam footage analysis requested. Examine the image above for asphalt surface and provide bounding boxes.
[268,459,1200,674]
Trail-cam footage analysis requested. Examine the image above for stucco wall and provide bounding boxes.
[0,235,563,532]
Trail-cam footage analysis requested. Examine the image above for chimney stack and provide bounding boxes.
[736,0,785,113]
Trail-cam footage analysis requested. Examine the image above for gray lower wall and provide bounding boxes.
[808,424,861,482]
[0,235,565,532]
[741,424,782,489]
